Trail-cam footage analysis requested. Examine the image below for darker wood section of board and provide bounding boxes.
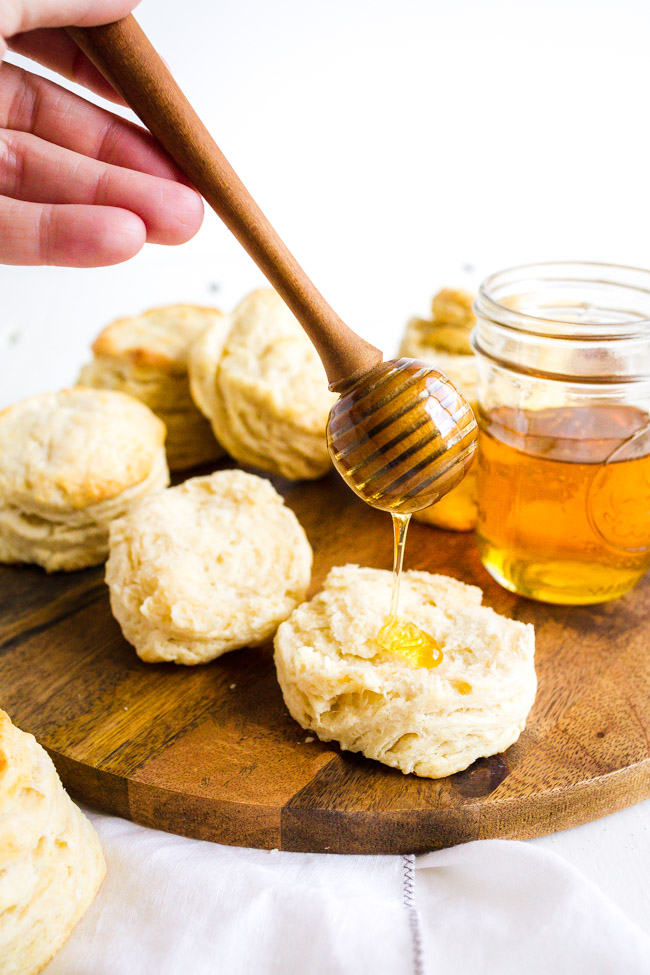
[0,466,648,854]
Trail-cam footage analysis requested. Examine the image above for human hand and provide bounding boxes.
[0,0,203,266]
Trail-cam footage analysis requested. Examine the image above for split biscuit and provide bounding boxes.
[79,304,226,470]
[106,469,313,665]
[0,709,105,975]
[274,565,536,778]
[189,288,337,480]
[0,388,169,572]
[399,288,479,531]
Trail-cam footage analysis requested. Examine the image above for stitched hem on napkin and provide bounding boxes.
[402,854,426,975]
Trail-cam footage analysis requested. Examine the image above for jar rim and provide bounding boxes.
[476,260,650,340]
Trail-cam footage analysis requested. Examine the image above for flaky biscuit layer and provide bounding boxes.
[189,289,336,480]
[79,305,226,470]
[0,448,168,571]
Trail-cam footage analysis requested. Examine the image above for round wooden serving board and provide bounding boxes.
[1,466,649,854]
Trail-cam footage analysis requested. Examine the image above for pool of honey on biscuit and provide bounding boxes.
[376,614,443,669]
[374,512,444,669]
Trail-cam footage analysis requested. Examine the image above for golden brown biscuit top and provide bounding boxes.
[431,288,475,327]
[0,389,166,510]
[92,305,224,374]
[408,288,476,356]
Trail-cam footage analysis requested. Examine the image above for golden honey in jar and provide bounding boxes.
[478,404,650,603]
[472,262,650,605]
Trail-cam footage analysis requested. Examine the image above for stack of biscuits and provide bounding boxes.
[0,388,169,572]
[79,292,337,481]
[79,304,225,471]
[0,710,105,974]
[399,288,479,531]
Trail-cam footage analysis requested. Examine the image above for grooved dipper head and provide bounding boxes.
[326,358,478,514]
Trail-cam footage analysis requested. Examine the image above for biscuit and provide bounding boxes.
[189,289,337,480]
[399,288,477,398]
[106,469,313,664]
[79,304,226,470]
[274,565,536,778]
[399,288,479,530]
[0,388,169,571]
[416,463,479,532]
[0,709,105,975]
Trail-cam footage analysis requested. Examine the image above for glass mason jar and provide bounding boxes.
[471,262,650,605]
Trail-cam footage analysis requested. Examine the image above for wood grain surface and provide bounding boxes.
[1,464,649,854]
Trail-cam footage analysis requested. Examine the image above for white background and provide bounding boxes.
[4,0,650,406]
[2,0,649,938]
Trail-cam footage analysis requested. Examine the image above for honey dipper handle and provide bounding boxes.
[67,16,381,387]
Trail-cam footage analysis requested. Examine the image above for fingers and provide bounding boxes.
[0,129,203,244]
[0,63,204,269]
[0,62,185,181]
[7,29,127,104]
[0,1,140,39]
[0,195,146,266]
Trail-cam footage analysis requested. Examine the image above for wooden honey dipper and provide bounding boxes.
[68,16,477,513]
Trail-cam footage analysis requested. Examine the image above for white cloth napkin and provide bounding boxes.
[46,811,650,975]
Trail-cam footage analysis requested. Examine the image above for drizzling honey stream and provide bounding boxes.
[375,513,443,668]
[327,358,478,664]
